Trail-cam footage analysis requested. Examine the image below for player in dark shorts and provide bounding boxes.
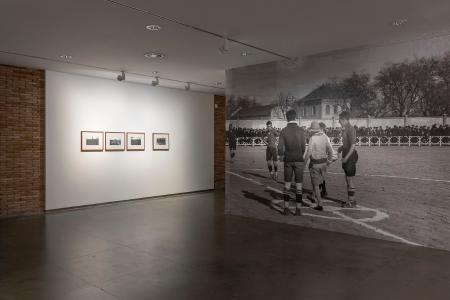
[277,110,309,216]
[264,121,278,180]
[228,123,237,160]
[337,111,358,207]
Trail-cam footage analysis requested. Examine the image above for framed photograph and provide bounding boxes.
[127,132,145,151]
[153,133,170,151]
[81,131,104,152]
[105,132,125,151]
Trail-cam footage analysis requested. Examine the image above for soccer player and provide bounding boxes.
[228,123,237,160]
[264,121,278,180]
[338,111,358,207]
[305,121,334,211]
[277,110,308,216]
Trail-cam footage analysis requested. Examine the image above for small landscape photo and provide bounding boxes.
[105,132,125,151]
[131,137,142,145]
[127,132,145,151]
[153,133,170,151]
[156,137,166,145]
[81,131,103,152]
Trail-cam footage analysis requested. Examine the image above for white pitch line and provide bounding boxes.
[368,174,450,183]
[331,211,421,246]
[228,171,264,186]
[234,168,450,184]
[322,172,450,183]
[226,170,422,247]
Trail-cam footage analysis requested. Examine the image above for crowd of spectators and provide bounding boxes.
[326,125,450,138]
[227,124,450,138]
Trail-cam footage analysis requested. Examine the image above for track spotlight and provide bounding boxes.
[219,37,230,54]
[117,71,126,82]
[151,76,159,87]
[184,82,191,91]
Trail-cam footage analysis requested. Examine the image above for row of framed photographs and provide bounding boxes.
[81,131,169,152]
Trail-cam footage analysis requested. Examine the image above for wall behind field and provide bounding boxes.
[46,71,214,210]
[226,116,448,130]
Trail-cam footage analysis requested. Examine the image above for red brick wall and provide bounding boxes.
[0,65,45,217]
[214,95,225,189]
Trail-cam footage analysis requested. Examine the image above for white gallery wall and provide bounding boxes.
[46,71,214,210]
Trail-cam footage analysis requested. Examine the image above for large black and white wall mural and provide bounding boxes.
[225,34,450,251]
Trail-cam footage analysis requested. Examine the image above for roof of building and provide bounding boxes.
[230,104,278,119]
[299,84,342,103]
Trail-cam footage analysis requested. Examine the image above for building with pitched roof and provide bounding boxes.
[296,84,347,119]
[228,104,284,120]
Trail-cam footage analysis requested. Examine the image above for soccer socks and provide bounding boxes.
[320,181,327,197]
[295,193,303,208]
[282,190,303,216]
[295,193,303,215]
[283,189,290,215]
[347,188,356,207]
[348,189,355,200]
[283,189,290,207]
[268,165,273,172]
[273,165,278,180]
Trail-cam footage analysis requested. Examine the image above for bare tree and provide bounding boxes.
[415,57,442,116]
[277,92,295,119]
[436,52,450,114]
[226,96,237,118]
[236,96,252,109]
[375,61,422,117]
[404,55,450,116]
[339,72,380,117]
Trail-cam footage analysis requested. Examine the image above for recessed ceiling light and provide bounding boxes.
[241,51,251,56]
[146,25,161,31]
[144,52,165,59]
[391,19,408,27]
[59,54,72,59]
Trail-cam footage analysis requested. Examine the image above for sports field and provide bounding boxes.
[225,146,450,251]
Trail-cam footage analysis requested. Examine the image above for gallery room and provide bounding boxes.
[1,0,450,299]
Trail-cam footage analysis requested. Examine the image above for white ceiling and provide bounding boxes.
[1,0,450,94]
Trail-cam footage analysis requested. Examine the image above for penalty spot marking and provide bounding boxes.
[227,170,422,247]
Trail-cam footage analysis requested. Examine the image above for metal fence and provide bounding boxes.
[227,136,450,147]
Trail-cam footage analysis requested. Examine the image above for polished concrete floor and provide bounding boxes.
[1,191,450,300]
